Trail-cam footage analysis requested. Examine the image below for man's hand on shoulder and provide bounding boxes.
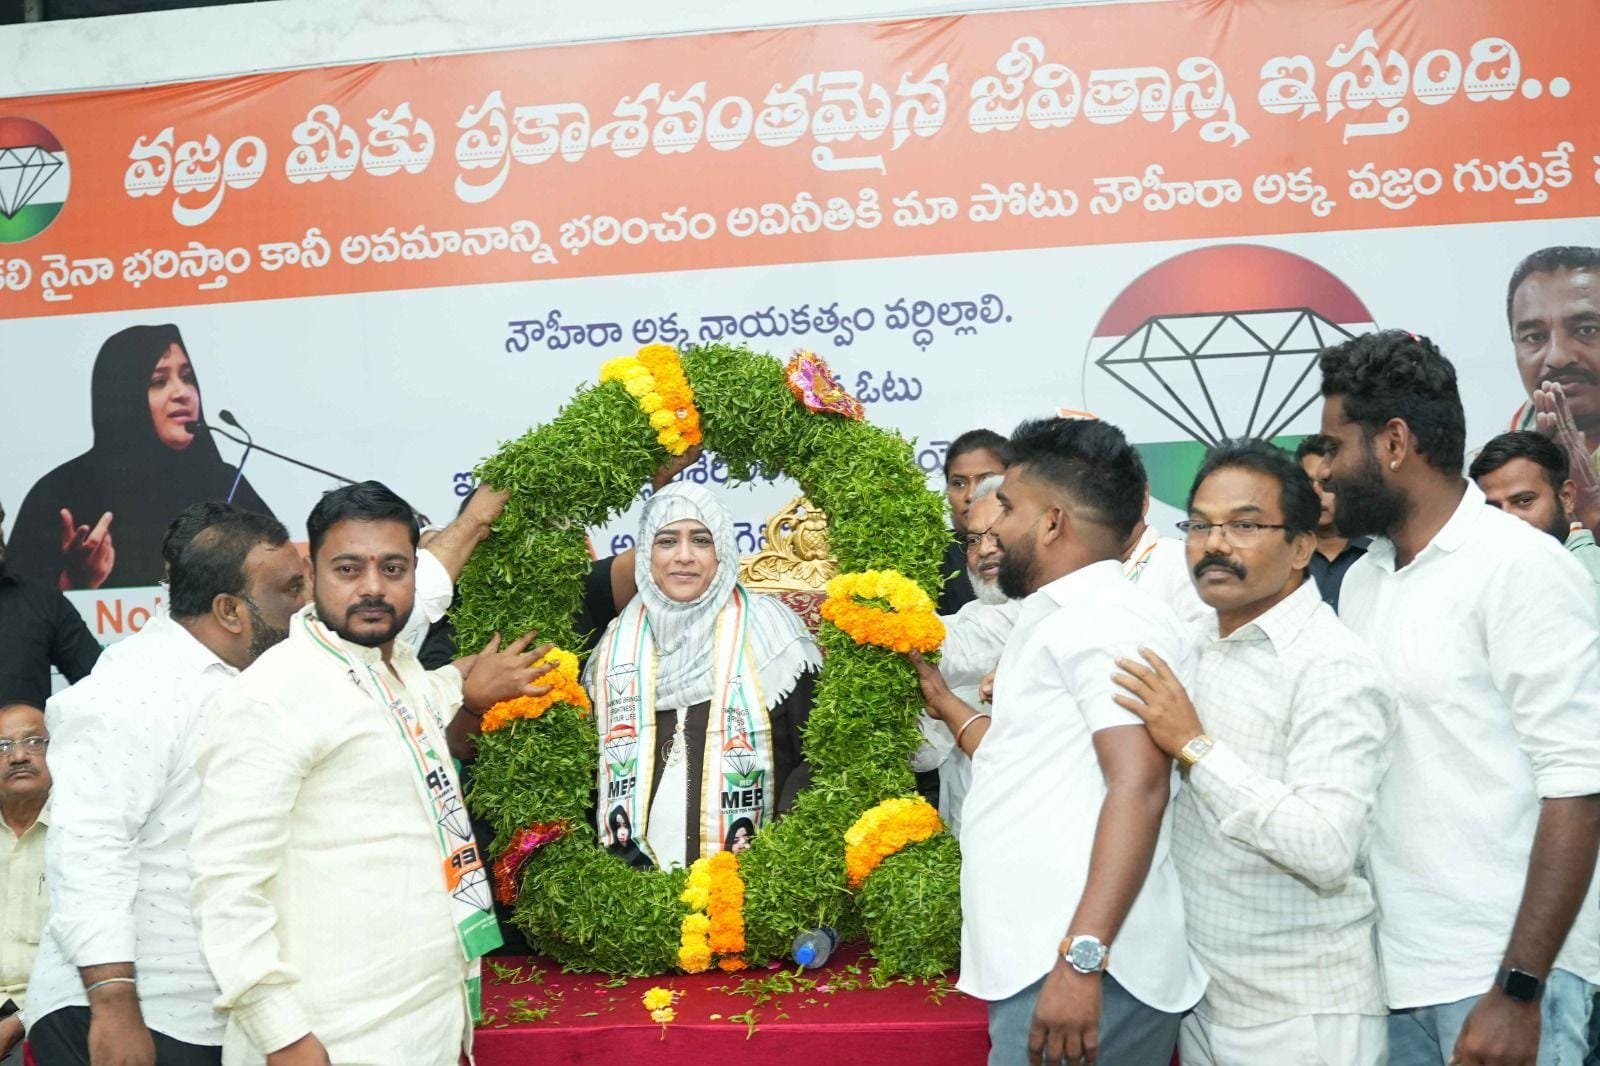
[267,1033,332,1066]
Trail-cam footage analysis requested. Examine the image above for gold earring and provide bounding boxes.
[1389,460,1398,471]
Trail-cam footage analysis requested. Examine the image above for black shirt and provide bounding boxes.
[937,537,976,616]
[0,564,102,706]
[1307,537,1371,613]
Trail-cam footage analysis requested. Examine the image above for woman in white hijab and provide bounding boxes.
[587,484,821,870]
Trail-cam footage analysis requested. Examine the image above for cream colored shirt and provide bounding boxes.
[0,807,47,1011]
[191,606,472,1065]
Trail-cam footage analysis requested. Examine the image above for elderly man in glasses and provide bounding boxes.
[0,701,50,1066]
[1110,439,1396,1066]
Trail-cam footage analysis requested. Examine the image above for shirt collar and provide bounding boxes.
[155,614,240,677]
[1365,480,1479,572]
[1039,558,1125,605]
[298,603,419,669]
[1210,576,1322,650]
[1567,528,1596,551]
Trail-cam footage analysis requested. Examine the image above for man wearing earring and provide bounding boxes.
[1319,331,1600,1066]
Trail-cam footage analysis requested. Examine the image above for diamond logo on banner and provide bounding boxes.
[0,118,71,243]
[1094,307,1358,446]
[0,146,62,219]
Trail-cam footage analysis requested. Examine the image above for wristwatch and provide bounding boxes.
[1495,966,1544,1002]
[1059,934,1109,975]
[1177,733,1215,768]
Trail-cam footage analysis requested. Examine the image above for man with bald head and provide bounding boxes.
[28,506,310,1066]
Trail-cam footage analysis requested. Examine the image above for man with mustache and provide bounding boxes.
[939,429,1010,615]
[1508,246,1600,533]
[1110,439,1394,1064]
[27,506,310,1066]
[191,481,552,1066]
[0,701,51,1066]
[926,417,1205,1065]
[913,474,1019,837]
[1319,330,1600,1066]
[1470,431,1600,612]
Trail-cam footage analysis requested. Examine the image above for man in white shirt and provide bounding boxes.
[0,701,50,1066]
[1470,430,1600,613]
[28,507,311,1066]
[1111,438,1394,1065]
[919,417,1206,1065]
[191,481,550,1066]
[914,475,1019,837]
[1320,330,1600,1066]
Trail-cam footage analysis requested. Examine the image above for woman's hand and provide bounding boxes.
[58,507,115,589]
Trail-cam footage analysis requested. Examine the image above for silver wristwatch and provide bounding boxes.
[1062,934,1109,974]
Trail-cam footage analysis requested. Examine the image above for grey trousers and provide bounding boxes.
[987,972,1182,1066]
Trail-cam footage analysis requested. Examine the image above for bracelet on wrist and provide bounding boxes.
[955,712,991,747]
[84,976,137,995]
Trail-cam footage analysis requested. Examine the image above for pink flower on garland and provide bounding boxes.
[785,349,864,421]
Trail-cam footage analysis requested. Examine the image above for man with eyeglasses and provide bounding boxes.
[939,430,1010,615]
[26,507,309,1066]
[0,702,50,1066]
[913,474,1019,837]
[1110,438,1394,1064]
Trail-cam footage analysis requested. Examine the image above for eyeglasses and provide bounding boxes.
[1177,520,1291,543]
[963,528,1000,550]
[0,737,48,757]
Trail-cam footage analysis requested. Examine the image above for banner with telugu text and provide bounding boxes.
[1,0,1596,643]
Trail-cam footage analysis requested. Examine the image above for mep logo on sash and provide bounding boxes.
[0,117,70,244]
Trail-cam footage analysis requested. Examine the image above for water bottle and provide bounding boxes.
[791,925,838,969]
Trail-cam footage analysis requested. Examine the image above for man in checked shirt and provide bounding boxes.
[1111,438,1396,1065]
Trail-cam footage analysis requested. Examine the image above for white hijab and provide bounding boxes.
[630,483,819,709]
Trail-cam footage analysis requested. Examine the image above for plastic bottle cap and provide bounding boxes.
[795,943,816,966]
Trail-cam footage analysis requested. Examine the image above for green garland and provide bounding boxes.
[457,343,960,976]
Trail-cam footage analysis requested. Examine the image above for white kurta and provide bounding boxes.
[191,607,472,1065]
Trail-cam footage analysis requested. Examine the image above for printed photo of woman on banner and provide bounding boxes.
[4,323,273,589]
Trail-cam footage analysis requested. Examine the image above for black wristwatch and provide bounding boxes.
[1495,966,1544,1003]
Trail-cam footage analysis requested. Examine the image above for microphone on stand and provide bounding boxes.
[186,412,359,488]
[219,410,255,504]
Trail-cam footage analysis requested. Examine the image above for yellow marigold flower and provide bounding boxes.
[623,375,655,399]
[650,409,677,430]
[651,1007,677,1024]
[681,912,710,936]
[639,392,664,414]
[642,987,674,1010]
[843,796,943,887]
